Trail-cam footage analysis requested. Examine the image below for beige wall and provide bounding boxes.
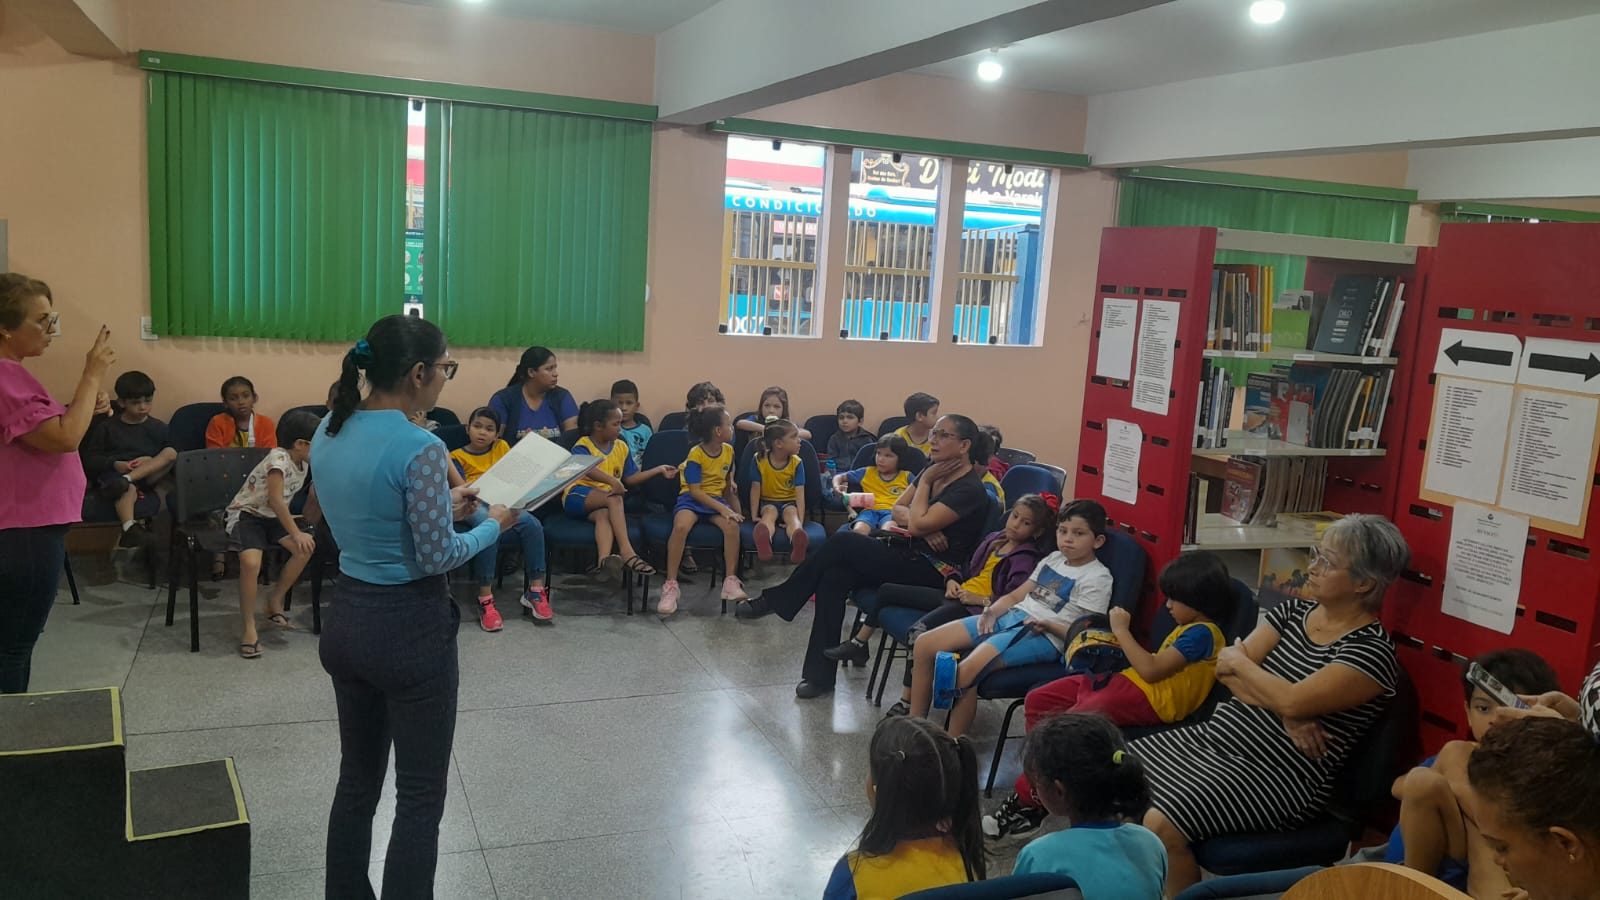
[1196,151,1411,190]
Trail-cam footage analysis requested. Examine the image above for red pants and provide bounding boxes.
[1013,673,1165,807]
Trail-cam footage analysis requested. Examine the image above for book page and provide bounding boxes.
[470,433,574,508]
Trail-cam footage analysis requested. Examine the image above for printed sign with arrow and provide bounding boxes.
[1517,337,1600,395]
[1434,328,1522,383]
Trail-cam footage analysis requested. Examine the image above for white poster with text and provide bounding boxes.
[1498,388,1600,527]
[1102,418,1143,506]
[1095,298,1138,382]
[1441,502,1527,635]
[1422,377,1514,506]
[1131,299,1180,416]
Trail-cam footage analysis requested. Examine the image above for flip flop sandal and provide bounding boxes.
[622,555,656,575]
[239,641,262,659]
[266,613,296,630]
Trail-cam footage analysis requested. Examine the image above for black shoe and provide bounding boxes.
[822,638,870,665]
[735,597,773,620]
[882,699,910,719]
[982,792,1047,840]
[795,680,834,699]
[116,522,152,551]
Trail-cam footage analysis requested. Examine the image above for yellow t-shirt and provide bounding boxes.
[893,425,931,455]
[960,547,1005,598]
[566,436,638,498]
[680,442,735,498]
[753,452,802,503]
[829,837,969,900]
[982,471,1006,507]
[856,467,911,510]
[450,440,509,485]
[1122,621,1226,723]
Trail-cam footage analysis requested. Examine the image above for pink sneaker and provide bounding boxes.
[478,598,504,632]
[721,575,749,601]
[753,522,774,561]
[657,580,680,615]
[789,526,809,563]
[521,587,553,621]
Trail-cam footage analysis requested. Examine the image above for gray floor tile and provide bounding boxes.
[29,574,155,693]
[454,691,826,849]
[251,850,497,900]
[125,721,480,876]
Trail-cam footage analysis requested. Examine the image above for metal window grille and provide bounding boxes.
[721,209,818,337]
[841,219,935,341]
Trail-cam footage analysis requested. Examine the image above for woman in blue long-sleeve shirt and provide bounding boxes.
[312,315,514,900]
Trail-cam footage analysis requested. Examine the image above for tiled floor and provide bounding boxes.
[30,554,1031,899]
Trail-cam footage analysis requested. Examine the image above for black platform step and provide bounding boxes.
[122,758,251,900]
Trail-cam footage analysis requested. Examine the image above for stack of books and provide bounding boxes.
[1311,274,1405,358]
[1194,358,1233,449]
[1241,363,1394,449]
[1206,264,1276,351]
[1218,456,1329,527]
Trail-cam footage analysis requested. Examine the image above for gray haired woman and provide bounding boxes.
[1132,514,1410,896]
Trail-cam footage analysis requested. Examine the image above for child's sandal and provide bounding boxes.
[622,555,656,575]
[239,641,262,659]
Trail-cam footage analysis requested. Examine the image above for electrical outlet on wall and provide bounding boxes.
[140,316,157,341]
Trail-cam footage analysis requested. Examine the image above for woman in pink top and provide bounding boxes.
[0,274,117,693]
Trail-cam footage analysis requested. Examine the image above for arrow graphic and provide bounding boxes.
[1528,351,1600,382]
[1444,340,1514,368]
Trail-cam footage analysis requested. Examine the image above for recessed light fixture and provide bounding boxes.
[1249,0,1285,25]
[976,50,1004,82]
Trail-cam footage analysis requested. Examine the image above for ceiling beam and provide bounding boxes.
[8,0,128,58]
[1409,138,1600,202]
[655,0,1172,124]
[1086,13,1600,167]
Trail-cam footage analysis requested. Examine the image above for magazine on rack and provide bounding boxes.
[468,432,602,511]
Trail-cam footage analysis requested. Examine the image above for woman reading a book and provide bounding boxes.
[312,315,516,899]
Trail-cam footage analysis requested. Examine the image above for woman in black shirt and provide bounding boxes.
[736,414,994,698]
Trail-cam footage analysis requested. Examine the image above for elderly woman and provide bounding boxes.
[1466,716,1600,900]
[735,414,995,700]
[0,274,115,693]
[1133,514,1409,896]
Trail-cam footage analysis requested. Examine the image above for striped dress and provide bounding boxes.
[1131,597,1398,840]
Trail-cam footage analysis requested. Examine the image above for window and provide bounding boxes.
[720,136,826,337]
[842,150,945,341]
[953,162,1051,345]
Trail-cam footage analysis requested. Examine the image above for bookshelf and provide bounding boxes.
[1192,433,1386,459]
[1203,349,1398,365]
[1184,514,1320,552]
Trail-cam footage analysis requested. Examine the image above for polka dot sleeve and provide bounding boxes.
[405,442,496,575]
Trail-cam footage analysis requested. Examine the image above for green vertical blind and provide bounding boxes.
[428,103,651,349]
[147,72,406,340]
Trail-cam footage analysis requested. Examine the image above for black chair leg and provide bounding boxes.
[866,630,890,701]
[876,649,902,707]
[165,538,182,627]
[987,698,1026,798]
[187,549,201,653]
[63,556,81,605]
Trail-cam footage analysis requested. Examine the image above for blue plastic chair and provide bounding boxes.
[733,440,828,567]
[287,404,328,420]
[850,441,927,474]
[426,407,461,428]
[434,424,469,452]
[658,411,687,432]
[1173,867,1320,899]
[802,413,838,456]
[540,509,650,615]
[168,402,227,452]
[999,463,1064,508]
[1122,579,1259,744]
[638,430,738,608]
[876,415,911,438]
[994,447,1037,467]
[899,873,1082,899]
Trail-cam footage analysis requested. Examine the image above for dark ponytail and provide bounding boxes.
[506,346,556,389]
[1023,713,1152,824]
[755,418,798,457]
[856,718,987,880]
[686,404,727,444]
[577,398,618,437]
[951,734,986,883]
[326,315,447,437]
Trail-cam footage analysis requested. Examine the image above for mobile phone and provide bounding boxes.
[1466,662,1530,709]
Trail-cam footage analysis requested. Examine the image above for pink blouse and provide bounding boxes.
[0,360,86,529]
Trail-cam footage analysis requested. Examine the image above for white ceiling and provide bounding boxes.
[916,0,1600,95]
[390,0,721,34]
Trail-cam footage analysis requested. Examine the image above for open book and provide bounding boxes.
[468,432,603,511]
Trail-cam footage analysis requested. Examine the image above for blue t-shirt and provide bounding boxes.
[1170,626,1217,663]
[1382,755,1467,890]
[1012,823,1167,900]
[489,387,578,443]
[620,421,653,467]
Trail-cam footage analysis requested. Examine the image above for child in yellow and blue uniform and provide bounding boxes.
[562,399,677,580]
[835,434,914,534]
[658,404,746,615]
[891,391,939,454]
[749,418,809,563]
[823,716,985,899]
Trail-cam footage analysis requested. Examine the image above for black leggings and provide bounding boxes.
[762,532,943,686]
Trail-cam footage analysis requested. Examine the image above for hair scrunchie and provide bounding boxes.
[1040,492,1061,512]
[349,338,374,368]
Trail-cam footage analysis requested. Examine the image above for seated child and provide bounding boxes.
[684,381,725,413]
[734,386,812,440]
[1391,647,1560,894]
[80,370,178,551]
[907,499,1114,738]
[845,493,1058,713]
[1010,714,1168,900]
[831,434,913,535]
[610,379,652,468]
[827,399,875,463]
[893,392,939,455]
[659,405,745,615]
[445,407,550,629]
[823,716,986,899]
[562,399,675,577]
[986,550,1235,838]
[205,376,278,449]
[983,424,1010,481]
[225,410,320,659]
[749,418,809,563]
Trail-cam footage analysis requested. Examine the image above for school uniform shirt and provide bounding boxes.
[450,440,510,485]
[1122,621,1225,723]
[751,451,805,503]
[892,425,931,455]
[822,837,970,900]
[225,448,309,533]
[567,436,638,496]
[620,421,653,468]
[960,546,1006,597]
[679,442,735,498]
[1011,823,1167,900]
[844,466,910,510]
[982,471,1006,507]
[205,412,278,449]
[1014,552,1115,650]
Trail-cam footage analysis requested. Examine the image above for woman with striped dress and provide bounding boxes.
[1133,514,1410,897]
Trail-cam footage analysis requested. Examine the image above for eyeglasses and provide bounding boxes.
[36,312,60,336]
[928,429,960,442]
[428,360,459,381]
[1307,546,1344,573]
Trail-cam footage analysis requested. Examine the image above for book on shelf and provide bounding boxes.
[1243,369,1289,440]
[1217,456,1329,527]
[1312,274,1406,357]
[1194,359,1232,449]
[1220,457,1266,524]
[1277,511,1344,537]
[1278,364,1394,449]
[1208,264,1276,351]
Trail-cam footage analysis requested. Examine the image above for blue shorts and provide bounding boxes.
[759,499,796,515]
[563,484,596,518]
[961,609,1062,669]
[853,508,894,529]
[674,494,717,517]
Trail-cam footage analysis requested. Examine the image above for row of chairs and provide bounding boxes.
[894,863,1468,900]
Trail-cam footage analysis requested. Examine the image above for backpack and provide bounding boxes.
[1062,613,1129,677]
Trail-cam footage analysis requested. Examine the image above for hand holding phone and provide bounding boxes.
[1467,662,1530,709]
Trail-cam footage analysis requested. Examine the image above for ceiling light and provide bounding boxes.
[1249,0,1285,25]
[976,51,1003,83]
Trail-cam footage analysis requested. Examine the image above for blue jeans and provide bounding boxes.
[459,509,545,588]
[0,525,67,693]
